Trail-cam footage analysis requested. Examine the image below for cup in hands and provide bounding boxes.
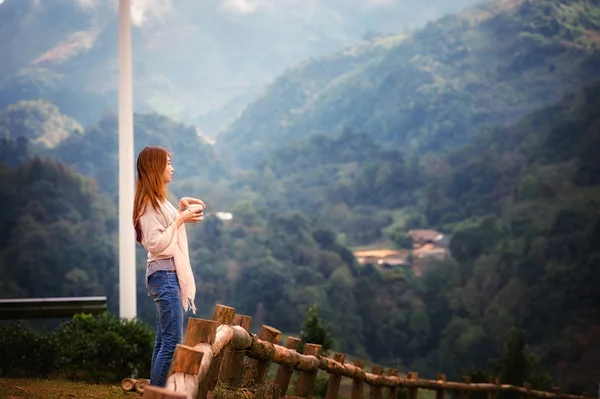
[188,204,204,213]
[187,204,204,223]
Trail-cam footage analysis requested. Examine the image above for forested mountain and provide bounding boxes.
[218,0,600,167]
[52,111,227,198]
[223,78,600,392]
[232,130,422,245]
[0,99,227,198]
[0,154,119,308]
[0,100,84,148]
[415,80,600,392]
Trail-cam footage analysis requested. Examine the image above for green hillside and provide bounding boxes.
[0,100,84,149]
[0,100,228,197]
[0,156,119,307]
[218,0,600,167]
[233,129,421,245]
[228,78,600,392]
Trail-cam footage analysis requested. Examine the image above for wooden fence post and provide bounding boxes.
[213,304,236,324]
[460,375,471,399]
[295,343,323,397]
[167,344,204,377]
[325,353,346,399]
[184,318,218,347]
[407,372,419,399]
[220,314,253,387]
[243,325,282,386]
[522,382,532,399]
[386,369,398,399]
[370,366,384,399]
[487,377,499,399]
[183,319,218,399]
[273,337,302,397]
[351,360,365,399]
[436,374,446,399]
[202,304,236,392]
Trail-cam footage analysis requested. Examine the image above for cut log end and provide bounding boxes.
[285,336,302,351]
[260,325,283,343]
[121,377,137,391]
[135,378,150,394]
[213,304,236,324]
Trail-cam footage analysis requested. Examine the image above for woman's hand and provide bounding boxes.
[175,208,204,227]
[179,197,205,212]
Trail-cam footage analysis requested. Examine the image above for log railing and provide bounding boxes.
[121,304,594,399]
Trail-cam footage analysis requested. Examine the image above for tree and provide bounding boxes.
[493,328,554,398]
[300,303,333,354]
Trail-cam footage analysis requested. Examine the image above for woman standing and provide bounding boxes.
[133,145,204,387]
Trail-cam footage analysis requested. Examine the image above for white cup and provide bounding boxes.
[188,204,204,214]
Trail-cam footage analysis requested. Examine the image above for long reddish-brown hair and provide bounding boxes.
[133,146,170,243]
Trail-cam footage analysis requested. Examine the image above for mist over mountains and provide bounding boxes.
[0,0,482,133]
[216,0,600,167]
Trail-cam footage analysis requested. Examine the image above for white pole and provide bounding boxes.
[118,0,136,319]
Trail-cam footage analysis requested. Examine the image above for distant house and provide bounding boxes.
[214,212,233,221]
[407,229,450,276]
[202,211,234,222]
[353,229,450,275]
[407,229,449,248]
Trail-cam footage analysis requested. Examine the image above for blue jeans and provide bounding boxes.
[147,270,183,387]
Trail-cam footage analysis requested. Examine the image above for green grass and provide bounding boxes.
[0,378,137,399]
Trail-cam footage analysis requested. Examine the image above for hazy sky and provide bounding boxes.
[64,0,483,27]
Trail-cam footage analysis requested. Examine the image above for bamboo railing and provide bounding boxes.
[121,304,594,399]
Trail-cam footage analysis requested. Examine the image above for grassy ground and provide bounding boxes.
[0,378,138,399]
[0,377,436,399]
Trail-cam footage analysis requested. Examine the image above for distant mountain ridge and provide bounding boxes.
[0,0,483,132]
[217,0,600,167]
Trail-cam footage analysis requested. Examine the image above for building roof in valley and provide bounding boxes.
[407,229,444,243]
[408,230,451,248]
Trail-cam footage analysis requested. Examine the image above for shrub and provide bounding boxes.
[52,313,154,382]
[0,312,154,383]
[0,323,57,378]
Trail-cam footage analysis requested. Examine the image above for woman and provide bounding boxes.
[133,145,204,387]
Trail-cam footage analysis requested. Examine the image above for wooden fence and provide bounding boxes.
[121,304,594,399]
